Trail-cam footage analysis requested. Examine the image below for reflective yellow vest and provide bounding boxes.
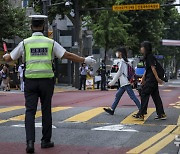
[24,35,54,78]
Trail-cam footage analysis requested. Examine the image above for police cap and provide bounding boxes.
[29,15,47,27]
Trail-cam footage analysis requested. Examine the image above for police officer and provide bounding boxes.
[3,15,96,153]
[79,63,88,90]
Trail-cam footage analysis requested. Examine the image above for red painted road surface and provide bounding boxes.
[0,86,179,108]
[0,142,131,154]
[0,85,179,154]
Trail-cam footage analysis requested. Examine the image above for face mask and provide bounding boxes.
[116,52,119,58]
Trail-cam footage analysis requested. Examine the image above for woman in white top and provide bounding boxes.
[104,47,141,115]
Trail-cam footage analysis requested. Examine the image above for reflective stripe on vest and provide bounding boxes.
[24,35,54,78]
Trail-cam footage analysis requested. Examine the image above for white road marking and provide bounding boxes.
[92,124,138,132]
[11,123,56,128]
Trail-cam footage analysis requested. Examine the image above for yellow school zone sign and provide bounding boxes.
[112,3,160,11]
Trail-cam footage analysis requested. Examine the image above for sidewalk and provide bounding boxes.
[166,79,180,87]
[0,84,77,94]
[54,85,77,93]
[168,79,180,84]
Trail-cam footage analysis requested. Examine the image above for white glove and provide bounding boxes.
[3,53,9,59]
[84,56,96,66]
[108,81,113,87]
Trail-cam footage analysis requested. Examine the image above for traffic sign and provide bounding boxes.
[112,3,160,11]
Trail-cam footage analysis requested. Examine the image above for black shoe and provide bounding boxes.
[41,140,54,149]
[103,108,114,115]
[132,114,144,121]
[132,114,137,118]
[154,114,167,120]
[26,140,34,153]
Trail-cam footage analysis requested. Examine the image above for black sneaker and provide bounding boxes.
[154,114,167,120]
[26,140,34,153]
[41,140,54,149]
[132,114,144,121]
[103,108,114,115]
[132,114,137,118]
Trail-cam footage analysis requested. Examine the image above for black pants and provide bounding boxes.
[24,78,54,142]
[97,81,100,89]
[79,75,86,90]
[101,76,106,90]
[138,81,165,116]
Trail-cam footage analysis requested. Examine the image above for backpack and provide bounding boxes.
[1,72,7,79]
[155,59,168,82]
[124,62,136,83]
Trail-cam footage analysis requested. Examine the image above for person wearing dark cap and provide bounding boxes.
[3,15,96,153]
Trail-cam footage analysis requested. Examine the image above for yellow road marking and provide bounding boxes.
[0,120,9,124]
[142,127,179,154]
[121,108,155,125]
[174,106,180,109]
[177,116,180,126]
[169,103,176,106]
[64,107,104,122]
[162,89,172,92]
[176,101,180,105]
[0,106,24,113]
[159,85,163,87]
[10,107,71,121]
[126,125,177,154]
[54,89,64,93]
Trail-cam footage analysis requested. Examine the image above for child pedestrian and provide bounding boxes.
[104,47,141,115]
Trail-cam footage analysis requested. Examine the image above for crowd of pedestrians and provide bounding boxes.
[0,63,24,92]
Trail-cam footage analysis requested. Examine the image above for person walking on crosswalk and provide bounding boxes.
[103,47,141,115]
[3,15,96,153]
[132,41,167,121]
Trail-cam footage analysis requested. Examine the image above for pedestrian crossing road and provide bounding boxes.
[0,105,179,154]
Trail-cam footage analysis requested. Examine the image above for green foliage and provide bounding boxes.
[88,11,129,50]
[160,7,180,71]
[0,0,30,45]
[30,0,180,58]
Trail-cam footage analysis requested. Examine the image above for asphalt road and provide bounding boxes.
[0,80,179,154]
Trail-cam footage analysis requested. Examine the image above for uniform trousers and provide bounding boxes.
[24,78,54,142]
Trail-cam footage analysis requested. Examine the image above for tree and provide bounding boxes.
[30,0,179,59]
[87,10,131,60]
[117,0,165,54]
[160,7,180,77]
[29,0,115,54]
[0,0,30,47]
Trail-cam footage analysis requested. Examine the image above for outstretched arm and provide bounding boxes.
[62,51,96,65]
[62,51,85,63]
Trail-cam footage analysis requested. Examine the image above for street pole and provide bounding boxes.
[42,0,48,37]
[73,0,80,89]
